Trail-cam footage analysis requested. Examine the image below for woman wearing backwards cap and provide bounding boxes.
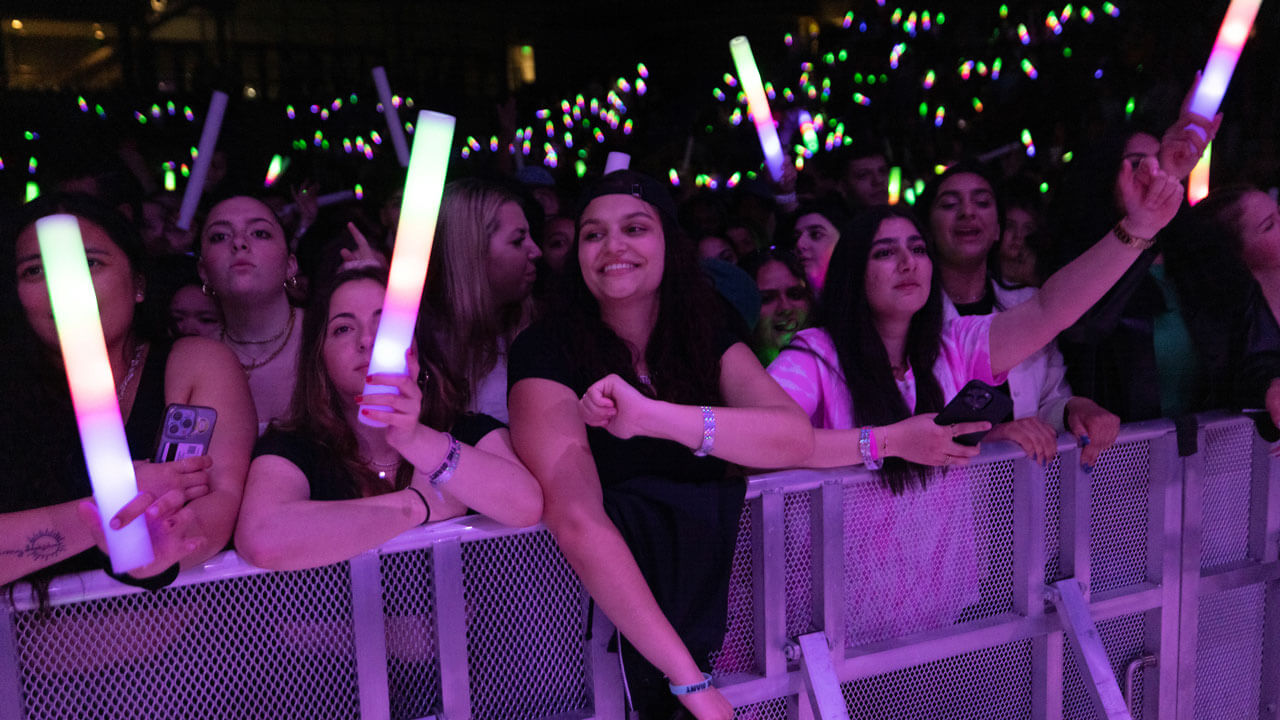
[508,171,813,719]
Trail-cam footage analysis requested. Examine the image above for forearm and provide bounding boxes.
[545,505,707,684]
[235,492,424,571]
[0,500,96,586]
[402,431,542,527]
[642,401,815,467]
[178,488,242,569]
[796,427,866,468]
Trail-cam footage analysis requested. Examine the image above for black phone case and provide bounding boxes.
[933,380,1013,446]
[153,404,218,463]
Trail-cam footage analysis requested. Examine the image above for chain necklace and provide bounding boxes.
[369,458,401,480]
[223,307,294,345]
[116,343,147,402]
[225,307,296,374]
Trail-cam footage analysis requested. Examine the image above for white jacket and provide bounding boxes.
[942,283,1073,432]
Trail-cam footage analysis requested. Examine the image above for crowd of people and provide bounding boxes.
[3,64,1280,719]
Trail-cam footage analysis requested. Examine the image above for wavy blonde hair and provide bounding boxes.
[420,178,534,418]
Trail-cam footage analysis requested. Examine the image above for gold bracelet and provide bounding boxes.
[1112,220,1156,251]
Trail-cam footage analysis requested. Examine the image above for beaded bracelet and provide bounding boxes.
[668,672,714,696]
[692,406,717,457]
[860,426,883,470]
[428,433,462,487]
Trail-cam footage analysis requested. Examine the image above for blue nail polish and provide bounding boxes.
[1080,435,1091,446]
[1082,464,1093,474]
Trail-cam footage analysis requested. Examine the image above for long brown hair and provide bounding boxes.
[280,267,414,498]
[421,178,535,416]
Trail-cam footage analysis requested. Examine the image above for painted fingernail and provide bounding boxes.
[360,408,370,416]
[1080,435,1091,446]
[354,395,363,403]
[365,375,373,382]
[1082,464,1094,474]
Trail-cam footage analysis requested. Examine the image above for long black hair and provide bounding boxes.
[549,177,725,406]
[812,205,946,493]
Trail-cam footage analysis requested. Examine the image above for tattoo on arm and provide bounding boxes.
[0,530,68,562]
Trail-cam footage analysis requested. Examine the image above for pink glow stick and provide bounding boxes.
[729,36,786,183]
[36,215,154,573]
[175,91,228,231]
[1189,0,1262,134]
[359,110,456,427]
[372,67,412,167]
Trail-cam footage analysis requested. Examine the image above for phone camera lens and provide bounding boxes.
[168,424,179,434]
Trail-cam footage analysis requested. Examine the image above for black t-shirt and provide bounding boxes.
[507,319,739,488]
[253,413,504,501]
[952,284,1014,422]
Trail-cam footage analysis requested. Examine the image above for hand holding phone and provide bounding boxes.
[934,380,1013,446]
[154,404,217,462]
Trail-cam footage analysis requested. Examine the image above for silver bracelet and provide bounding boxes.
[427,433,462,487]
[860,426,883,470]
[692,406,716,457]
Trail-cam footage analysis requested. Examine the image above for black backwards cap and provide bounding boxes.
[575,169,679,224]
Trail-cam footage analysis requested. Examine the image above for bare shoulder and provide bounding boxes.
[165,336,250,401]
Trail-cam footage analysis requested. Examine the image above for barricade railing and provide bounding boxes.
[1,414,1276,720]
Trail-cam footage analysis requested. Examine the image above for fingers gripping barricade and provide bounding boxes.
[2,413,1278,719]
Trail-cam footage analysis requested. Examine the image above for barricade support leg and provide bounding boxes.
[797,631,849,720]
[350,551,391,720]
[1047,579,1134,720]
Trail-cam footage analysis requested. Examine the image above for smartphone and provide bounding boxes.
[153,404,218,463]
[933,380,1013,446]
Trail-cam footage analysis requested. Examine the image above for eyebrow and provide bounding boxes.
[206,217,279,229]
[582,210,655,225]
[16,247,111,265]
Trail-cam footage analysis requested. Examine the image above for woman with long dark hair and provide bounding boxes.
[234,267,541,570]
[1,192,255,594]
[508,171,813,719]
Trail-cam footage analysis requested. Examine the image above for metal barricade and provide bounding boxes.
[1,416,1276,719]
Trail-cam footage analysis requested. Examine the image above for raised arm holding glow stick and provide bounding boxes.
[176,90,229,231]
[1188,0,1262,137]
[372,66,412,168]
[360,110,456,426]
[730,36,787,183]
[35,215,153,573]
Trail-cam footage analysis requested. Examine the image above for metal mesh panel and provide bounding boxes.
[842,461,1014,648]
[783,490,815,639]
[733,696,791,720]
[12,564,360,720]
[459,530,591,720]
[1089,441,1151,594]
[1193,583,1265,720]
[1062,612,1147,720]
[1200,422,1254,570]
[841,639,1033,719]
[380,547,440,720]
[711,501,756,676]
[1044,457,1065,582]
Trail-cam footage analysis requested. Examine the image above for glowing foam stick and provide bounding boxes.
[36,215,154,573]
[605,152,631,173]
[359,111,455,427]
[729,36,786,183]
[1188,141,1211,205]
[888,167,902,205]
[175,90,228,231]
[280,189,358,219]
[1189,0,1262,133]
[372,66,412,167]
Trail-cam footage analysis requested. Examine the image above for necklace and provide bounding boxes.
[223,307,294,345]
[116,343,147,402]
[369,458,401,480]
[227,307,296,374]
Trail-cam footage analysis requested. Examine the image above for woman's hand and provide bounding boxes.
[359,349,430,454]
[880,414,991,467]
[339,222,387,270]
[579,373,660,440]
[1065,397,1121,468]
[1117,158,1184,239]
[79,489,207,578]
[984,417,1058,465]
[110,455,213,530]
[676,686,734,720]
[1159,73,1223,180]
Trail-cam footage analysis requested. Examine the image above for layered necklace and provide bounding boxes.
[223,306,296,374]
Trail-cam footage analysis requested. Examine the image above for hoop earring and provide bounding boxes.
[201,283,216,297]
[284,276,299,291]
